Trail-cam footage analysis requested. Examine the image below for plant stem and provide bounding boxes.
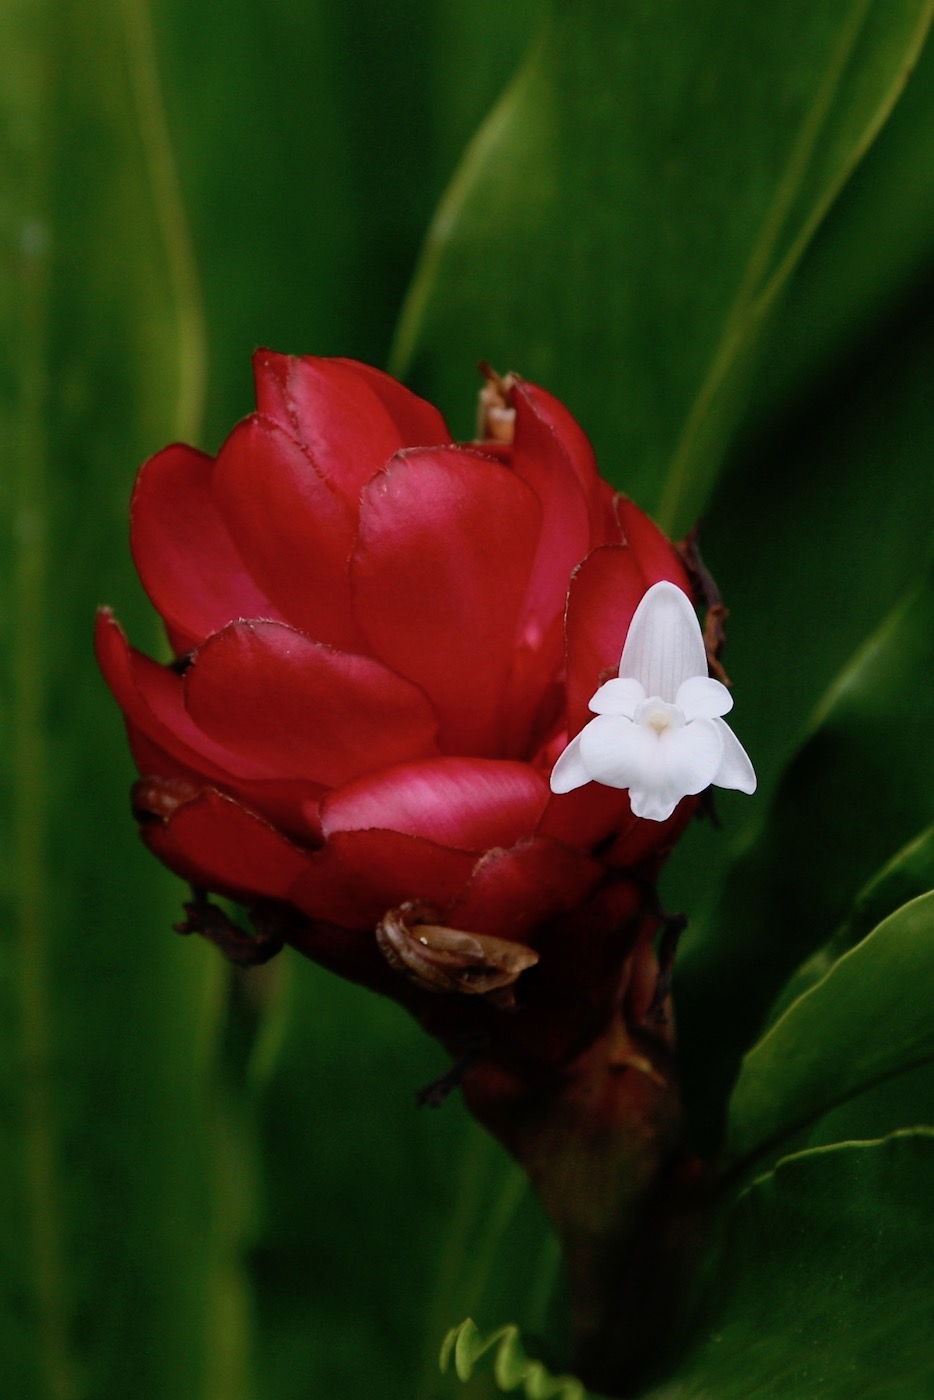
[460,925,706,1396]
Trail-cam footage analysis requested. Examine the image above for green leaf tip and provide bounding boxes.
[440,1319,589,1400]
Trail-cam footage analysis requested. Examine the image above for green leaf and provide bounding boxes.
[726,892,934,1167]
[768,824,934,1023]
[743,31,934,434]
[153,0,540,445]
[392,0,933,530]
[800,1062,934,1162]
[650,1132,934,1399]
[441,1319,589,1400]
[658,190,934,958]
[675,568,934,1145]
[0,1,252,1395]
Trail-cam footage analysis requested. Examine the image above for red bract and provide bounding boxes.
[97,354,694,1066]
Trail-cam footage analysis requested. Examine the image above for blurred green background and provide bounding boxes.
[3,1,933,1396]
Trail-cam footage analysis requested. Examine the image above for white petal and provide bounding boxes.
[712,718,757,794]
[618,581,707,703]
[616,716,728,817]
[579,713,654,790]
[653,718,724,797]
[620,718,724,822]
[549,733,592,793]
[578,711,724,826]
[627,788,682,822]
[676,674,733,720]
[589,676,645,716]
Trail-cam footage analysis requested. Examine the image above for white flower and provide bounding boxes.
[550,581,756,821]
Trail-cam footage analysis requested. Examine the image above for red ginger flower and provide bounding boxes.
[96,354,695,1064]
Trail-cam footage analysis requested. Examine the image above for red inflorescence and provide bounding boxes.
[97,354,695,1053]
